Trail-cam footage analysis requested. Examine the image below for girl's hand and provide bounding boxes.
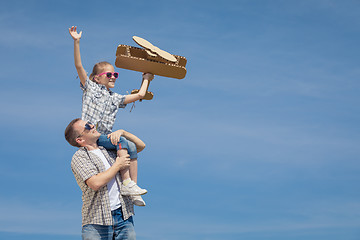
[108,130,125,145]
[143,72,154,81]
[69,26,82,41]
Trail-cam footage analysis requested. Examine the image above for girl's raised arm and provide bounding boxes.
[69,26,87,86]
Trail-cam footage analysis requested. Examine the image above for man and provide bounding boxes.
[65,118,144,240]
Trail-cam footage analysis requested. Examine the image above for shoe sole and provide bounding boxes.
[133,200,146,207]
[121,189,148,196]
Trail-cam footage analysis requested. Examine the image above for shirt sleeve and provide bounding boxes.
[71,152,98,182]
[80,77,97,92]
[112,92,127,109]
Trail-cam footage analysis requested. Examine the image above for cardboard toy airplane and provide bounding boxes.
[115,36,187,100]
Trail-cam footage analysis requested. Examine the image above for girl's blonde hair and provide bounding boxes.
[89,61,112,81]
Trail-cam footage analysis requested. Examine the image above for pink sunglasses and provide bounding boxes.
[98,72,119,79]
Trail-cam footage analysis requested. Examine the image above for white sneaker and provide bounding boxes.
[121,181,148,196]
[132,195,146,207]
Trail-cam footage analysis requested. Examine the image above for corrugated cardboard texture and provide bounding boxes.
[115,45,187,79]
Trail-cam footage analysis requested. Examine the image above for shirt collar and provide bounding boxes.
[99,84,113,94]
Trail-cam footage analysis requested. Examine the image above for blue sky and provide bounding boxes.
[1,0,360,239]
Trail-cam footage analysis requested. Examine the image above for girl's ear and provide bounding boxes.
[93,76,100,83]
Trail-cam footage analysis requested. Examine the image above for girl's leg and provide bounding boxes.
[117,148,147,196]
[97,135,117,150]
[125,139,139,183]
[98,135,132,182]
[125,140,146,206]
[118,148,131,182]
[98,135,146,197]
[129,159,138,183]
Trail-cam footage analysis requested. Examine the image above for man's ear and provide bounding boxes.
[76,137,84,145]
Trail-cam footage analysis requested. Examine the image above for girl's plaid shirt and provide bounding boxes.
[81,78,126,135]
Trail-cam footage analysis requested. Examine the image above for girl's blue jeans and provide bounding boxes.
[97,135,138,159]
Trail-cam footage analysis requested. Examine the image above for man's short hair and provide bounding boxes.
[65,118,82,147]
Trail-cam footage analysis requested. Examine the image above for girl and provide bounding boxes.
[69,26,153,206]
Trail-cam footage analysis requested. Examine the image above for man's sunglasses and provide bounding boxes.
[77,121,94,138]
[98,72,119,79]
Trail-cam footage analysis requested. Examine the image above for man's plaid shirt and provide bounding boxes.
[71,146,134,226]
[81,78,126,135]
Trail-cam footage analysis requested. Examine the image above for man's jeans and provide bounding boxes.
[82,207,136,240]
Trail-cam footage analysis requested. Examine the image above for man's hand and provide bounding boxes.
[108,130,125,145]
[69,26,82,41]
[85,152,130,191]
[116,153,130,170]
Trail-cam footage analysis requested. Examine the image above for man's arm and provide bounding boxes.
[85,153,130,191]
[69,26,87,86]
[108,130,146,153]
